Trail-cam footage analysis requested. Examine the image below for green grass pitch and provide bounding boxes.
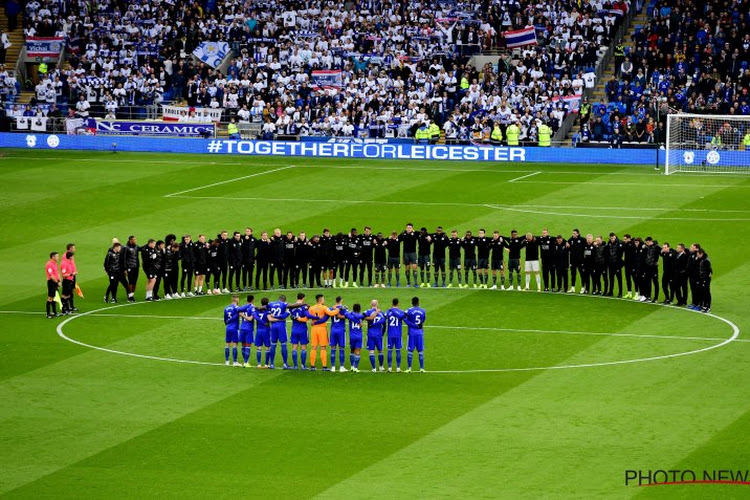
[1,149,750,498]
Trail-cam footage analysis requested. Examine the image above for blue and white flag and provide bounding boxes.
[503,27,537,49]
[192,41,230,68]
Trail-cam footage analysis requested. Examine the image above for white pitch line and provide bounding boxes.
[163,165,295,197]
[482,203,750,222]
[512,179,750,188]
[508,171,541,183]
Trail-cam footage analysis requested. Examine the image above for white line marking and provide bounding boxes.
[482,204,750,222]
[52,293,742,372]
[163,165,295,197]
[160,193,750,221]
[508,171,541,183]
[512,180,750,188]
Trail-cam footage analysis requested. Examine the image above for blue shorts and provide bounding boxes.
[225,328,239,343]
[408,335,424,351]
[387,336,403,349]
[290,329,309,345]
[255,330,271,348]
[239,328,254,344]
[367,336,384,351]
[270,324,288,344]
[330,331,346,348]
[349,335,363,350]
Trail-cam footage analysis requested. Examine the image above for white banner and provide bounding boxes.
[192,42,230,69]
[30,117,48,131]
[16,116,29,129]
[161,105,223,123]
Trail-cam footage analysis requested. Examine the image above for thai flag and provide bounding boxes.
[503,27,537,49]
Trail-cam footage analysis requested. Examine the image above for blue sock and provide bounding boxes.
[256,349,261,365]
[281,344,288,365]
[396,349,401,367]
[387,349,393,367]
[407,351,413,368]
[269,344,276,365]
[232,347,238,362]
[301,349,307,367]
[330,348,336,368]
[350,353,354,366]
[264,350,270,365]
[224,347,230,361]
[419,352,424,369]
[378,353,384,367]
[354,354,360,368]
[370,354,376,368]
[292,349,298,367]
[339,348,345,366]
[242,347,250,363]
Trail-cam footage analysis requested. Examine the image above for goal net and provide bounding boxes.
[665,113,750,174]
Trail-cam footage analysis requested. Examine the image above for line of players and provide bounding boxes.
[222,293,427,373]
[102,224,714,313]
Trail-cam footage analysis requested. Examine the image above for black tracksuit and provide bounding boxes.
[538,235,555,290]
[282,236,297,287]
[623,240,637,294]
[606,238,624,296]
[553,239,569,291]
[216,237,229,289]
[180,240,195,292]
[104,248,126,300]
[295,238,310,286]
[164,246,179,296]
[568,235,585,287]
[345,235,361,283]
[582,242,596,292]
[687,251,700,307]
[660,249,676,302]
[642,242,660,300]
[696,255,712,309]
[241,235,256,288]
[359,234,376,285]
[672,250,689,305]
[270,235,285,287]
[228,237,243,290]
[255,239,271,289]
[593,243,608,294]
[308,239,322,287]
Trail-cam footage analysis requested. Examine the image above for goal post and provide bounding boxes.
[665,113,750,174]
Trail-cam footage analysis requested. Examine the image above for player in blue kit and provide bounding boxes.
[238,295,257,367]
[343,303,366,372]
[365,299,386,372]
[267,294,300,370]
[404,296,427,372]
[329,296,348,372]
[385,298,406,372]
[223,295,242,366]
[252,297,272,368]
[290,292,312,369]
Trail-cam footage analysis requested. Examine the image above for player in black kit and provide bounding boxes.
[417,227,432,287]
[431,226,449,287]
[475,229,491,288]
[359,226,376,287]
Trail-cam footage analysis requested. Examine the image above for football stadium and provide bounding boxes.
[2,0,750,497]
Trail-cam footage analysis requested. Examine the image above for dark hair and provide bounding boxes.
[261,297,269,306]
[335,295,342,302]
[573,228,580,233]
[113,242,121,249]
[246,295,254,302]
[609,232,616,237]
[66,243,75,250]
[412,296,419,306]
[279,295,286,302]
[392,298,399,306]
[297,292,305,300]
[49,251,58,258]
[353,303,361,312]
[315,294,324,301]
[645,236,653,242]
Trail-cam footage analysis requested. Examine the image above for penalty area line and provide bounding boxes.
[163,165,296,197]
[507,171,540,183]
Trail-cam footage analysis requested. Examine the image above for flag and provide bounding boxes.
[503,27,537,49]
[75,283,84,299]
[53,291,63,309]
[192,42,230,69]
[311,70,343,89]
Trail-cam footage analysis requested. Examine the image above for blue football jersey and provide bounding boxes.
[365,308,385,337]
[223,304,240,330]
[331,306,346,334]
[405,306,426,335]
[238,303,255,332]
[290,304,310,334]
[385,307,405,337]
[345,311,365,337]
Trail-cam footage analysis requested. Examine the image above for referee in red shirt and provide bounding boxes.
[45,252,61,318]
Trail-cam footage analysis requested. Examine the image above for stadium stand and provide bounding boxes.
[10,0,637,141]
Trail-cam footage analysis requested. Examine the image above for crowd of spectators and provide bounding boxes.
[14,0,636,139]
[578,0,750,147]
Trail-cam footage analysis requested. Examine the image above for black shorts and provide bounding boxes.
[433,257,446,270]
[477,258,489,269]
[320,256,333,269]
[464,258,477,270]
[61,279,75,296]
[508,258,521,272]
[404,252,417,265]
[491,260,504,271]
[47,280,59,298]
[147,273,157,280]
[418,254,431,267]
[449,258,461,270]
[182,266,194,274]
[194,266,207,276]
[375,262,387,272]
[388,257,401,269]
[127,268,139,284]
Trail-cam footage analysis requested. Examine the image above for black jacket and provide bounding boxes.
[180,240,195,267]
[607,239,624,265]
[104,248,121,274]
[645,242,660,267]
[568,235,585,264]
[553,240,569,268]
[673,250,689,277]
[142,245,159,273]
[194,242,208,267]
[698,255,713,280]
[123,243,139,269]
[242,235,256,263]
[594,243,608,265]
[228,238,243,267]
[661,249,675,277]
